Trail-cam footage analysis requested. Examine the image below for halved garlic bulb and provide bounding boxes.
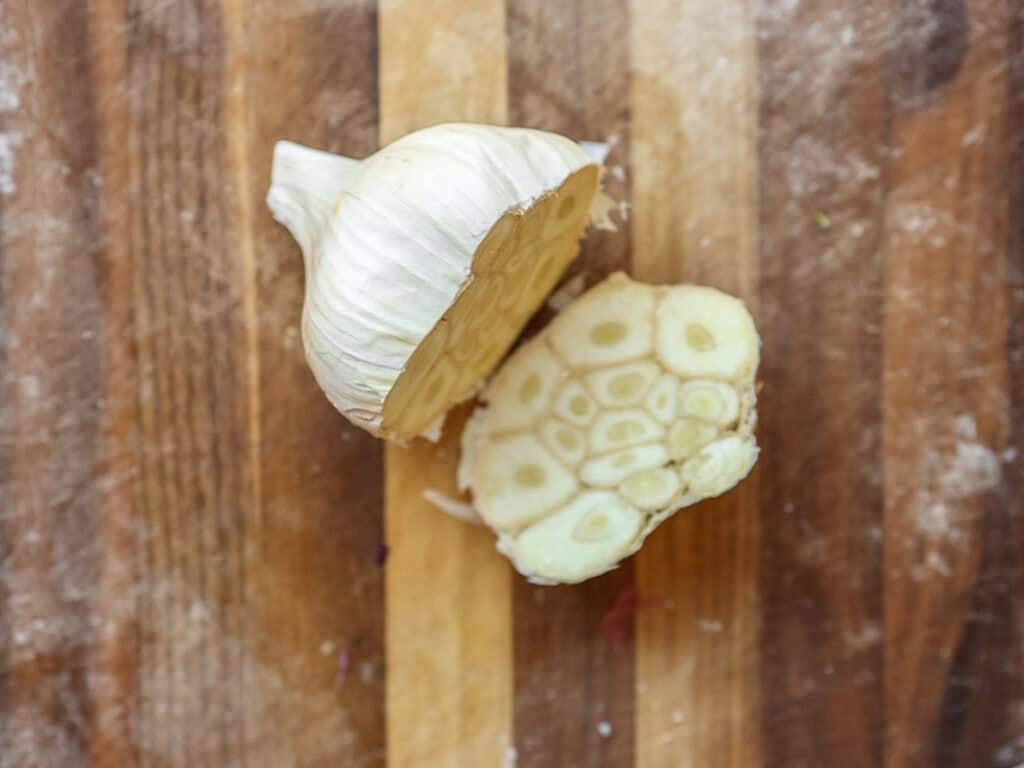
[267,123,605,440]
[460,273,760,583]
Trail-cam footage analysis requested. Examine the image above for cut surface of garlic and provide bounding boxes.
[460,272,760,583]
[267,123,604,440]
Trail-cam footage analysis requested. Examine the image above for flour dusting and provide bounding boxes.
[844,622,882,651]
[953,414,978,440]
[0,131,23,196]
[0,61,29,111]
[943,440,1001,497]
[912,414,1002,551]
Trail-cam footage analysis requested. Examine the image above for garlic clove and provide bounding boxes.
[509,492,643,583]
[654,285,759,382]
[267,123,605,440]
[679,435,758,499]
[548,273,656,369]
[474,432,580,531]
[677,379,741,427]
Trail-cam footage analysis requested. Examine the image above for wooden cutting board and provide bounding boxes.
[1,1,1021,766]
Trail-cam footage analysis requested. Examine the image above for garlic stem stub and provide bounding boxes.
[460,272,760,584]
[267,123,606,440]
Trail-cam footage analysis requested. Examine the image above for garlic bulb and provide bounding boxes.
[267,123,605,440]
[459,273,760,584]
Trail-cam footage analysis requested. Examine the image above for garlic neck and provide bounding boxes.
[267,140,362,259]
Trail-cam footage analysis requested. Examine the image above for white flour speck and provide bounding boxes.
[187,602,209,623]
[840,25,855,45]
[925,550,952,577]
[0,59,31,112]
[20,374,40,400]
[698,619,724,633]
[0,131,23,196]
[597,721,612,738]
[1002,447,1019,464]
[917,501,951,535]
[671,710,684,724]
[844,622,881,651]
[961,126,986,146]
[954,414,977,440]
[319,640,335,656]
[504,746,518,768]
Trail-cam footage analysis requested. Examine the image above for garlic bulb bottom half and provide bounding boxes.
[458,273,760,584]
[380,165,600,437]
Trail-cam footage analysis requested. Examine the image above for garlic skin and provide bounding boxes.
[267,123,603,439]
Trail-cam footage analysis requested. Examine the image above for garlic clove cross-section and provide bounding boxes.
[267,123,605,440]
[460,272,760,584]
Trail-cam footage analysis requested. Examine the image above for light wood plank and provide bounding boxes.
[379,1,513,766]
[629,2,761,765]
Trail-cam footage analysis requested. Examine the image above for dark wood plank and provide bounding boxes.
[241,2,385,766]
[506,2,634,766]
[0,1,108,763]
[882,1,1022,765]
[1003,10,1024,768]
[756,1,890,764]
[93,1,254,764]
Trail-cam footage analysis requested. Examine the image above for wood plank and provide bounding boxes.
[378,2,513,766]
[0,1,262,764]
[882,1,1022,764]
[0,1,108,763]
[96,2,255,764]
[628,1,761,765]
[1003,9,1024,766]
[505,2,634,766]
[87,2,146,764]
[231,1,386,766]
[755,1,889,764]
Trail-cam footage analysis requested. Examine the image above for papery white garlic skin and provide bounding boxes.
[267,123,604,439]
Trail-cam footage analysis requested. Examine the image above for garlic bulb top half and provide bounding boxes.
[267,123,604,440]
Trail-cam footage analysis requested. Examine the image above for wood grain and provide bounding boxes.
[95,1,254,764]
[1,1,107,764]
[239,2,385,766]
[629,1,761,766]
[506,3,634,766]
[883,1,1022,764]
[756,1,889,765]
[378,2,513,767]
